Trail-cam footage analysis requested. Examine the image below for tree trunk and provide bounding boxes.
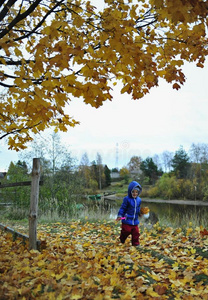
[29,158,40,250]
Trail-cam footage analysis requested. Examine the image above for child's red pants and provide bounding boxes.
[120,223,140,246]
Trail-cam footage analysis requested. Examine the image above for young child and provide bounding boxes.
[116,181,142,246]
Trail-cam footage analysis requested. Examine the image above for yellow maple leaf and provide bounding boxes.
[70,225,77,229]
[56,272,65,281]
[146,287,159,297]
[83,242,91,247]
[37,260,45,267]
[190,248,196,254]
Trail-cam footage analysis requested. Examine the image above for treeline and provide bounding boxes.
[0,133,112,219]
[120,144,208,201]
[1,135,208,221]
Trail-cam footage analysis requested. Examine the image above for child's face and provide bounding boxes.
[131,189,139,198]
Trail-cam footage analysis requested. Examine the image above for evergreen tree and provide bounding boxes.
[171,146,190,179]
[140,157,161,184]
[104,165,111,187]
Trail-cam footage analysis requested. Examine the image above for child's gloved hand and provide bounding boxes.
[140,207,150,215]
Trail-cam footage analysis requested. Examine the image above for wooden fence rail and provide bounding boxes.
[0,180,43,188]
[0,223,41,250]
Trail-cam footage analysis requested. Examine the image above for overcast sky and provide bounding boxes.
[1,60,208,172]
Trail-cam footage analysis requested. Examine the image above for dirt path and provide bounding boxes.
[105,194,208,206]
[142,198,208,206]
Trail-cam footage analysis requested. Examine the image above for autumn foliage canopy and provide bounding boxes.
[0,0,208,150]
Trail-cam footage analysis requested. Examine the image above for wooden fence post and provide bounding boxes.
[29,158,40,250]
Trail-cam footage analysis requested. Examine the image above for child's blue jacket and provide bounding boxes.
[117,181,142,226]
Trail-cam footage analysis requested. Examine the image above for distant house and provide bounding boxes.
[111,171,120,179]
[129,168,142,179]
[0,172,6,179]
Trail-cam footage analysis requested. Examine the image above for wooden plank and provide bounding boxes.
[104,191,116,196]
[29,158,41,250]
[0,181,31,188]
[0,180,43,188]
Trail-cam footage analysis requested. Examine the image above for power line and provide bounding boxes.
[115,143,119,169]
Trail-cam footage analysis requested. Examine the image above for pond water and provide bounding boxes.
[110,201,208,227]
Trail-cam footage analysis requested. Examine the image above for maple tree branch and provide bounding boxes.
[0,0,42,39]
[0,71,17,79]
[0,0,19,22]
[135,9,158,29]
[0,122,42,140]
[156,37,188,44]
[0,81,14,88]
[0,65,65,86]
[136,18,157,30]
[13,1,65,42]
[0,58,33,65]
[0,0,6,10]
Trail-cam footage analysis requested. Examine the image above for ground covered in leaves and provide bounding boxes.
[0,220,208,299]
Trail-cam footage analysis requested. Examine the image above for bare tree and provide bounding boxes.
[79,152,91,188]
[96,153,103,190]
[127,156,142,173]
[152,154,162,171]
[189,143,208,164]
[80,152,90,167]
[161,151,174,172]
